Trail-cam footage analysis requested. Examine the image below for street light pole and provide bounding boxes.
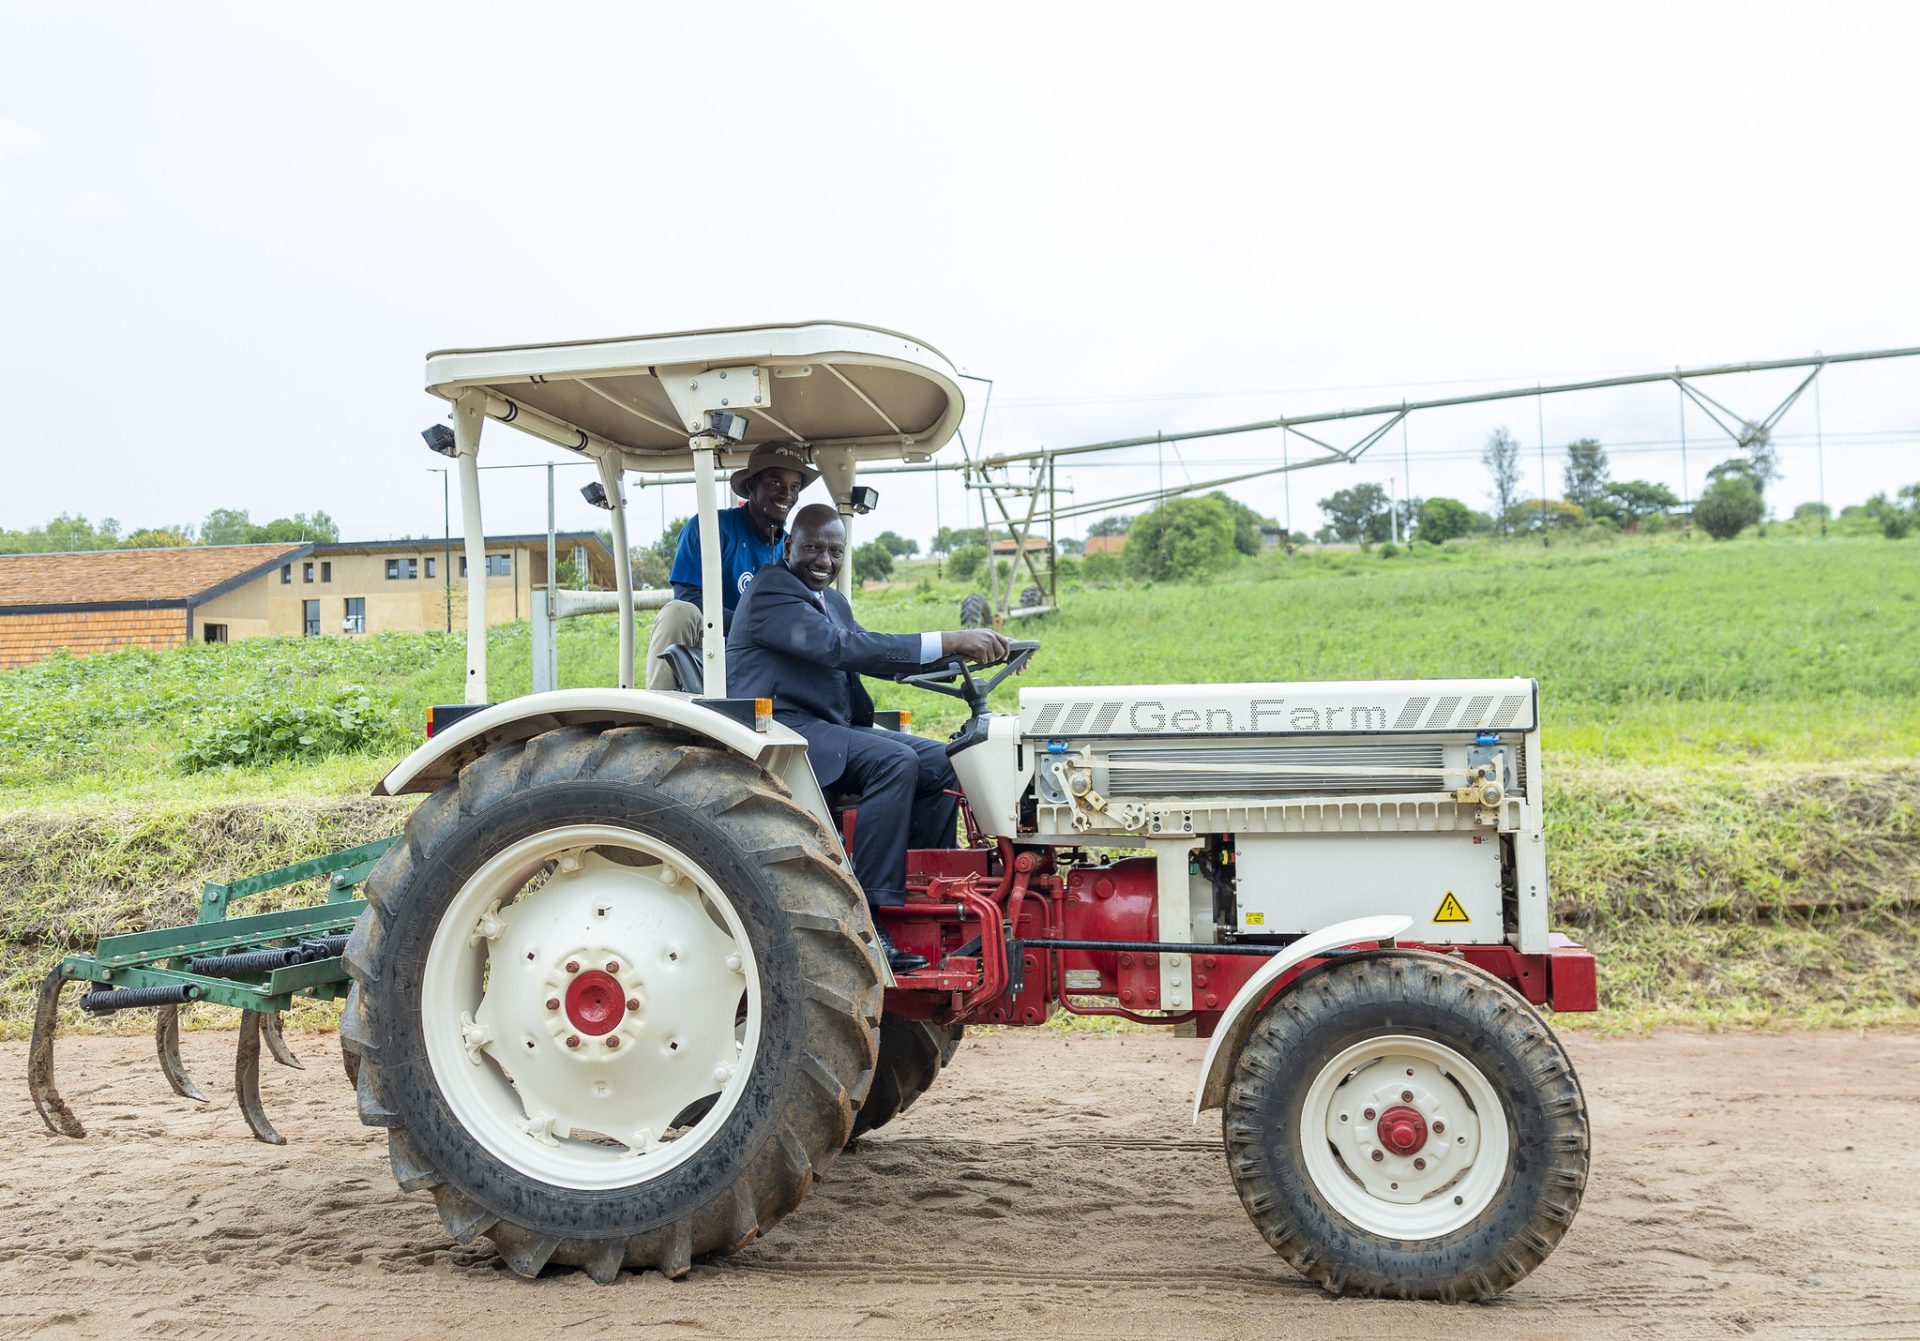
[428,467,452,633]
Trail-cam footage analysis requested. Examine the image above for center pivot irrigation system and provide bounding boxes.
[26,322,1903,1302]
[914,344,1920,625]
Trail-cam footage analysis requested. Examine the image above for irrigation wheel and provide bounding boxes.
[1222,952,1588,1301]
[341,726,881,1281]
[960,593,990,628]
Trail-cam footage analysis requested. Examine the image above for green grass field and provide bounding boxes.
[2,528,1915,1033]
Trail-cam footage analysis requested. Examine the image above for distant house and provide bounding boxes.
[1083,534,1126,556]
[1259,525,1289,550]
[0,533,616,669]
[989,537,1053,557]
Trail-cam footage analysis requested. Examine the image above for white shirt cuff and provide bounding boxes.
[919,631,943,663]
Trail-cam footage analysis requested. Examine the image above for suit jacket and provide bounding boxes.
[726,561,930,787]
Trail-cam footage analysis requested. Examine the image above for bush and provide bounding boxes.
[1416,496,1474,545]
[852,541,895,584]
[1694,477,1765,540]
[1126,496,1236,582]
[1080,551,1121,581]
[1378,541,1399,559]
[180,685,410,772]
[945,543,987,581]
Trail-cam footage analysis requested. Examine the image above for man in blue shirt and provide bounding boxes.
[645,442,815,689]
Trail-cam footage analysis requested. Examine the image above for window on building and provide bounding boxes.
[460,554,513,578]
[202,624,228,644]
[385,558,418,580]
[303,561,315,583]
[302,599,321,637]
[425,557,435,579]
[343,597,366,634]
[281,564,292,584]
[320,561,332,582]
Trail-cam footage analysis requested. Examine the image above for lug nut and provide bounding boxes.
[626,998,640,1012]
[1363,1108,1376,1120]
[1414,1158,1427,1170]
[566,959,580,974]
[605,1036,620,1050]
[1432,1120,1445,1134]
[1371,1150,1384,1162]
[1401,1090,1414,1103]
[566,1034,581,1049]
[545,997,560,1011]
[606,960,620,974]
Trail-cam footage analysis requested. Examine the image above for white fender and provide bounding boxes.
[375,690,836,842]
[1191,914,1412,1123]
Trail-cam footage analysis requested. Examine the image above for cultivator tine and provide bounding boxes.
[28,967,85,1139]
[235,1012,287,1146]
[154,1005,210,1103]
[259,1011,304,1070]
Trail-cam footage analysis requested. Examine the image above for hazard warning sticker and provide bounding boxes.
[1433,892,1471,924]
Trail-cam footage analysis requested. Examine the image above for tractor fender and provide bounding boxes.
[1190,914,1412,1123]
[374,690,838,841]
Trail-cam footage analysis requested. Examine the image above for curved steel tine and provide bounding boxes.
[28,967,86,1138]
[259,1011,304,1070]
[235,1012,287,1146]
[154,1005,209,1103]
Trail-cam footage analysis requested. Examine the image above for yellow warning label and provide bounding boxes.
[1433,892,1471,924]
[1244,911,1265,926]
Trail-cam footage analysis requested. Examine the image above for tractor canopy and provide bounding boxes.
[424,321,966,475]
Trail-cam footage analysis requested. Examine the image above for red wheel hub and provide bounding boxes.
[564,970,626,1036]
[1376,1104,1428,1155]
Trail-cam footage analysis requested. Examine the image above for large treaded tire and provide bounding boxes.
[959,593,989,628]
[340,726,882,1282]
[849,1016,965,1138]
[1223,952,1588,1301]
[1019,585,1043,608]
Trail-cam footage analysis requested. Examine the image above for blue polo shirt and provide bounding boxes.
[668,505,784,625]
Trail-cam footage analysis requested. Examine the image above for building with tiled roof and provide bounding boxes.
[0,533,617,669]
[0,543,309,668]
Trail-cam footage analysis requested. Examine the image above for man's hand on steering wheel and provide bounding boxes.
[940,628,1010,665]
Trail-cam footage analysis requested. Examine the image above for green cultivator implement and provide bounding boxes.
[29,836,397,1145]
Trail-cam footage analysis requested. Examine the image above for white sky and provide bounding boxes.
[3,1,1917,552]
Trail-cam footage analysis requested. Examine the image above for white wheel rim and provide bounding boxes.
[421,823,762,1191]
[1299,1033,1509,1239]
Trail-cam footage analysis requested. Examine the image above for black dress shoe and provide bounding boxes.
[875,927,928,974]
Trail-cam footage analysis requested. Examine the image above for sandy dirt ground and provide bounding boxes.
[3,1028,1917,1340]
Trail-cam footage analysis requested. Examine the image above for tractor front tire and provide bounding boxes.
[960,593,990,628]
[1223,952,1587,1301]
[341,726,881,1282]
[850,1016,964,1138]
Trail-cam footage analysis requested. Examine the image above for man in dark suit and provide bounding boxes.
[728,504,1008,971]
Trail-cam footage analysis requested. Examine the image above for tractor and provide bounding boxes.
[31,322,1592,1300]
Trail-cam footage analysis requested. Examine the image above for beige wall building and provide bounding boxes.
[0,533,616,669]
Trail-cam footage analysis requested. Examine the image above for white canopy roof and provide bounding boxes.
[424,321,965,474]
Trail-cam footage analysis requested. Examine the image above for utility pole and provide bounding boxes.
[428,467,453,633]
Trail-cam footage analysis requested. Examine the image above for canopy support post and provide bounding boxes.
[598,452,635,689]
[452,391,489,704]
[690,435,727,697]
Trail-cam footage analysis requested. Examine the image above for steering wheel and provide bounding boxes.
[897,639,1040,713]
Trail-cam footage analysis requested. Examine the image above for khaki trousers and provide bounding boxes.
[644,600,706,690]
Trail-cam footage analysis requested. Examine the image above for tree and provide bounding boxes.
[1562,438,1610,507]
[872,530,918,558]
[1502,498,1584,533]
[1706,457,1767,512]
[0,513,122,554]
[853,541,895,584]
[945,543,987,581]
[1316,483,1391,544]
[1086,514,1134,537]
[1792,501,1831,522]
[1481,428,1522,529]
[1693,476,1764,539]
[122,526,195,548]
[199,507,339,544]
[1588,479,1679,529]
[1205,491,1271,556]
[1415,497,1474,545]
[1125,496,1236,581]
[200,508,255,545]
[932,525,987,555]
[1057,536,1084,556]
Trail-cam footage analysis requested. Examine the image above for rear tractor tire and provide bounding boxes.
[1019,584,1044,608]
[850,1016,964,1139]
[1223,952,1588,1301]
[959,593,990,628]
[341,726,882,1281]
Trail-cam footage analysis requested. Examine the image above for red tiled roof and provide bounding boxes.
[0,608,188,669]
[0,544,308,608]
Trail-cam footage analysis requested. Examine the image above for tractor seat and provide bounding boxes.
[658,644,704,694]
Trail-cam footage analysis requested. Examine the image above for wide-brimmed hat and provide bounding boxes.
[730,442,819,498]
